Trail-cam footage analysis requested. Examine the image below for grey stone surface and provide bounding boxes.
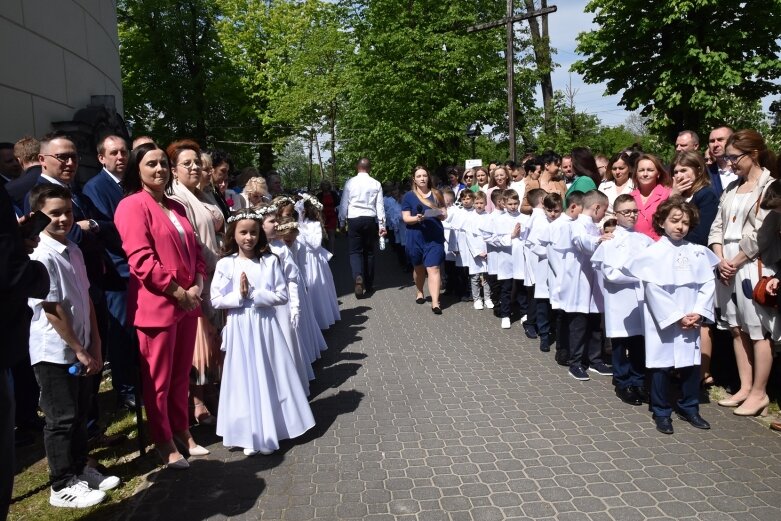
[122,241,781,520]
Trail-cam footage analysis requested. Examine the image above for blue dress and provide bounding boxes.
[401,191,446,267]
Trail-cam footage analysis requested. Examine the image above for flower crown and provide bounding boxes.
[254,205,278,217]
[227,211,263,224]
[275,221,299,232]
[300,193,323,210]
[274,196,295,208]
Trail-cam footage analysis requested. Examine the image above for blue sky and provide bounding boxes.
[544,1,629,126]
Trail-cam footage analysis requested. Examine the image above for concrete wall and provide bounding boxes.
[0,0,122,141]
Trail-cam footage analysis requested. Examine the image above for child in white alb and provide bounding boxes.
[591,194,653,406]
[212,211,315,456]
[623,198,718,435]
[557,190,613,381]
[465,191,492,309]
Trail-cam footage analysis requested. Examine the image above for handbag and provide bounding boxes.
[753,259,778,308]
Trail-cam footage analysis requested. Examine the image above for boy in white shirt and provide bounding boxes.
[27,184,119,508]
[485,189,528,329]
[481,189,506,314]
[523,190,560,351]
[544,192,583,364]
[466,191,492,309]
[591,194,653,405]
[557,190,613,381]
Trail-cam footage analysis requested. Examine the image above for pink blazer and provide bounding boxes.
[631,184,671,241]
[115,191,206,328]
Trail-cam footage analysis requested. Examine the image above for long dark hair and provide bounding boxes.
[221,214,270,259]
[123,143,171,195]
[571,147,601,186]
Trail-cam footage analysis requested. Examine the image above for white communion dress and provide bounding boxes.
[211,253,315,454]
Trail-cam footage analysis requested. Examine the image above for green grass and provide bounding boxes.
[707,385,781,420]
[9,378,159,520]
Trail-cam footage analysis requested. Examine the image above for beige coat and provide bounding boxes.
[708,168,776,260]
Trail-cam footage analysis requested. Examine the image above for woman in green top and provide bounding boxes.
[565,147,602,198]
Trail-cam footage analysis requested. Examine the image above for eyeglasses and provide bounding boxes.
[615,209,639,216]
[44,153,78,164]
[176,159,202,170]
[464,175,474,179]
[723,153,747,164]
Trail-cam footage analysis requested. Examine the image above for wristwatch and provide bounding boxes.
[88,219,100,233]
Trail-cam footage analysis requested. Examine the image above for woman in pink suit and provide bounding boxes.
[631,154,672,240]
[114,143,208,469]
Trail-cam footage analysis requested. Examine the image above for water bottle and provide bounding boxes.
[379,236,386,251]
[68,362,85,376]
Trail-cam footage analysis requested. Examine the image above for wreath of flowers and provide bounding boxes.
[254,205,278,218]
[275,221,299,232]
[273,196,295,208]
[300,192,323,210]
[227,211,264,224]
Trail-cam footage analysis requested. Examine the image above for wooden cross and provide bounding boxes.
[468,3,557,162]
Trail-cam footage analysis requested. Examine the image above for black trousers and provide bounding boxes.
[566,312,605,370]
[33,363,92,491]
[347,217,378,288]
[0,370,14,520]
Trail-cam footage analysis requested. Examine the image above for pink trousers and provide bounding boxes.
[136,315,197,444]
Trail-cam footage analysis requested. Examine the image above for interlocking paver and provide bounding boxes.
[119,241,781,520]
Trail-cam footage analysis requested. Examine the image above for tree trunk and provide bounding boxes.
[524,0,554,132]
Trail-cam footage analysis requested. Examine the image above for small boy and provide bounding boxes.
[27,184,119,508]
[485,189,529,329]
[557,190,613,381]
[480,189,506,314]
[523,189,557,351]
[602,218,618,235]
[452,190,476,301]
[465,191,492,309]
[591,194,653,405]
[543,191,583,365]
[441,188,459,295]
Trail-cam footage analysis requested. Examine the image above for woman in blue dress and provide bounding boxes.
[401,166,447,314]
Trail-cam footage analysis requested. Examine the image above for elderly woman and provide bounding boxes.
[709,129,779,417]
[167,139,225,426]
[114,143,208,467]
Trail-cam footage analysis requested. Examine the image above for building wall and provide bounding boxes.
[0,0,122,142]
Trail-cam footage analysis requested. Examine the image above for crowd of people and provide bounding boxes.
[1,133,340,512]
[2,124,781,516]
[378,126,781,437]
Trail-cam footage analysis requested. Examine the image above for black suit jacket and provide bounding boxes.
[5,164,42,211]
[0,181,49,368]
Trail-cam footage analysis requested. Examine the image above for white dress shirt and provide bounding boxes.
[338,171,385,226]
[28,234,92,365]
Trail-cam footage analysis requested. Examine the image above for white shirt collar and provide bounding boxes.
[40,173,67,187]
[103,168,122,184]
[39,232,69,255]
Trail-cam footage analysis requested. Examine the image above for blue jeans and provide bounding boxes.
[649,366,700,418]
[611,336,645,389]
[33,363,93,491]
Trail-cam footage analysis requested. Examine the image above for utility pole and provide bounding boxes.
[467,3,557,162]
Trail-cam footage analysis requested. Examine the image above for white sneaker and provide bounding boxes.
[79,465,120,491]
[501,317,511,329]
[473,300,484,310]
[484,299,494,309]
[50,477,106,508]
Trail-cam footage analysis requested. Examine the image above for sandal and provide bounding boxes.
[194,403,216,426]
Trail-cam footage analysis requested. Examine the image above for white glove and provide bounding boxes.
[290,309,300,328]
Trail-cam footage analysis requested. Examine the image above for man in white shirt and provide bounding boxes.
[339,158,386,297]
[706,126,736,196]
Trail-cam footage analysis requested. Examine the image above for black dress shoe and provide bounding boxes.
[677,412,711,430]
[616,386,643,406]
[432,306,442,315]
[653,415,674,435]
[632,386,650,404]
[117,395,138,411]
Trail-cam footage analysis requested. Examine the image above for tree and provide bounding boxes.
[523,0,554,132]
[572,0,781,141]
[117,0,262,168]
[340,0,541,180]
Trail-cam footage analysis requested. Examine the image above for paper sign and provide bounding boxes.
[465,159,483,169]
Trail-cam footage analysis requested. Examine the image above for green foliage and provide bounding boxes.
[339,0,534,181]
[117,0,263,168]
[573,0,781,140]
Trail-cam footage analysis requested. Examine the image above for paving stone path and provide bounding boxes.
[123,243,781,521]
